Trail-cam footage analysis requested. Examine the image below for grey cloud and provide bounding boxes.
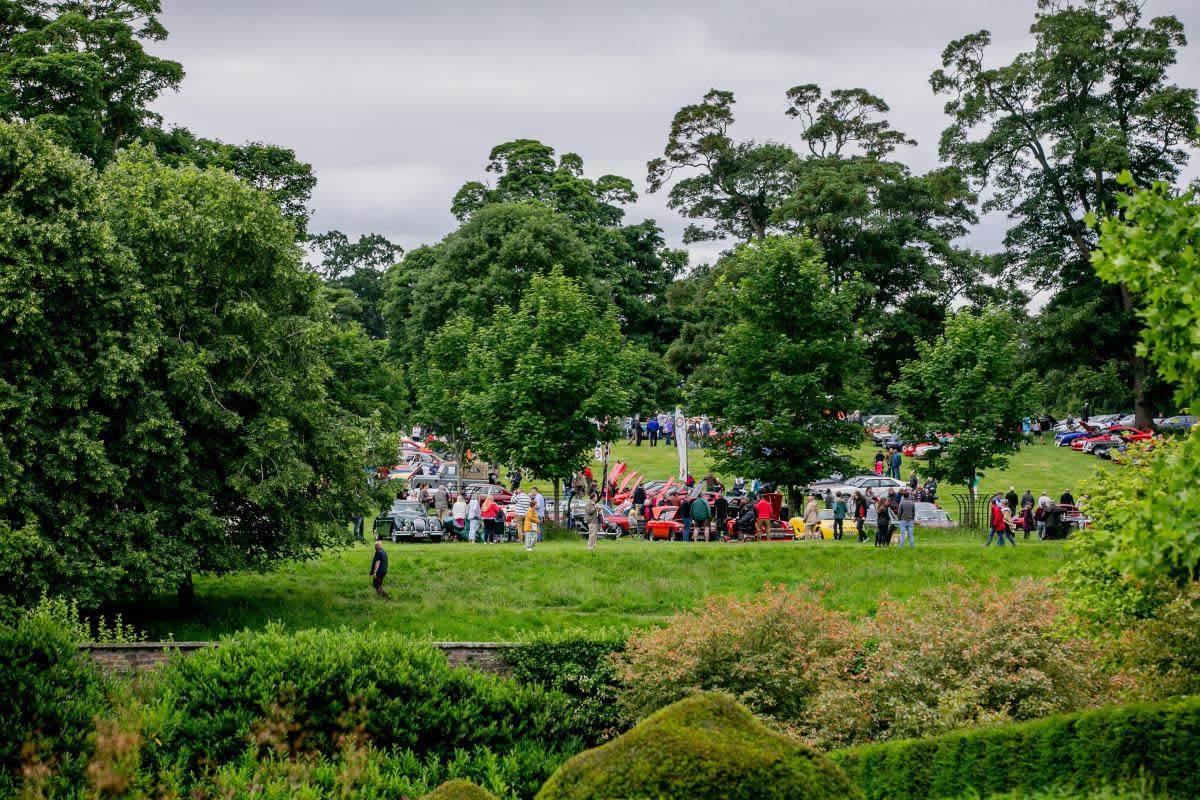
[152,0,1199,265]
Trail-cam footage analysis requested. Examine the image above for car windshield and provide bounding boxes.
[391,501,423,514]
[844,476,873,488]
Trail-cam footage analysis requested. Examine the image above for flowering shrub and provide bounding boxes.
[806,580,1112,749]
[614,583,858,728]
[615,580,1116,748]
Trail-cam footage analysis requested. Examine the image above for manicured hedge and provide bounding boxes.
[424,779,499,799]
[831,697,1200,800]
[504,629,626,744]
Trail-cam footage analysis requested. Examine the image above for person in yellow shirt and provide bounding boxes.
[523,503,540,551]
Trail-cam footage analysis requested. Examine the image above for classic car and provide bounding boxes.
[373,499,444,543]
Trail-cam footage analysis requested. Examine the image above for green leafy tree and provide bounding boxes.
[647,89,797,243]
[448,139,685,347]
[690,236,863,511]
[0,121,156,608]
[413,317,479,495]
[312,229,402,340]
[101,144,366,606]
[930,0,1199,426]
[893,306,1038,499]
[388,202,592,363]
[1090,176,1200,583]
[465,270,630,516]
[0,0,183,165]
[145,127,318,236]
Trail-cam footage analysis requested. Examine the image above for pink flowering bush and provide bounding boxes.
[615,580,1117,748]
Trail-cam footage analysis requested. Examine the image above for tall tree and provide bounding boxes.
[0,0,183,165]
[892,306,1038,501]
[413,317,478,496]
[465,270,630,517]
[930,0,1199,426]
[312,229,402,340]
[450,139,685,347]
[689,236,863,512]
[647,89,797,243]
[100,144,366,606]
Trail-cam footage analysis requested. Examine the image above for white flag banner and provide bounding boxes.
[675,406,688,481]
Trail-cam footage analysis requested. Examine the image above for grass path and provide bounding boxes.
[129,532,1068,641]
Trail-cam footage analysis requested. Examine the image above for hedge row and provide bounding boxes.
[831,697,1200,800]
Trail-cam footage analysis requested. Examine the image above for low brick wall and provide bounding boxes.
[80,641,515,675]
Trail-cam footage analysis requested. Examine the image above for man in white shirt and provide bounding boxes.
[467,493,481,544]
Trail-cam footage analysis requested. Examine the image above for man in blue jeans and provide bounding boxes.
[890,449,902,480]
[896,490,916,548]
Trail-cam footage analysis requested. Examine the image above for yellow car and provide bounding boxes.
[788,509,837,540]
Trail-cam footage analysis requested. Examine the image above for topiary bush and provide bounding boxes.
[139,626,582,792]
[535,692,863,800]
[424,778,499,799]
[831,697,1200,800]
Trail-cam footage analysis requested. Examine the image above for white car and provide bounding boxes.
[808,475,907,498]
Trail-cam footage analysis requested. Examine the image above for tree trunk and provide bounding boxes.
[787,485,800,522]
[1115,280,1155,429]
[553,478,561,523]
[177,573,194,611]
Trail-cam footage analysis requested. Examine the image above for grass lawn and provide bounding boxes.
[128,531,1068,642]
[595,438,1113,507]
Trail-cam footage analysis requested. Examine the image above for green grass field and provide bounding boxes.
[129,531,1068,642]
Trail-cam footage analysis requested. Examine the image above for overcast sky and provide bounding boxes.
[149,0,1200,274]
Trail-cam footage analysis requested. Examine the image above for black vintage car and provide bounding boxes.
[373,500,444,543]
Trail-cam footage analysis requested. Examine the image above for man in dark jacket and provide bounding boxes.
[370,541,389,597]
[713,493,729,540]
[632,484,647,519]
[1005,487,1020,517]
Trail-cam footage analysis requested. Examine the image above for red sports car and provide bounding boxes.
[1070,426,1153,451]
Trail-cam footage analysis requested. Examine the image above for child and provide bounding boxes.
[523,502,540,551]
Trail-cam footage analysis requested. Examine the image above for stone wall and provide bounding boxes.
[80,641,514,675]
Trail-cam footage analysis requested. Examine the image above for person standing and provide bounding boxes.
[531,487,546,541]
[353,512,365,542]
[713,492,729,541]
[908,471,919,491]
[891,449,902,480]
[1061,489,1076,506]
[467,492,482,544]
[833,493,847,541]
[434,484,450,520]
[509,466,522,492]
[522,500,540,551]
[803,494,821,539]
[691,494,712,542]
[1022,489,1034,510]
[678,492,694,542]
[854,491,868,543]
[634,414,644,447]
[632,483,647,520]
[874,496,892,547]
[1019,502,1035,540]
[511,487,530,541]
[481,496,500,543]
[1081,402,1090,424]
[897,490,916,549]
[664,415,674,446]
[585,492,601,551]
[699,418,711,447]
[823,487,834,509]
[874,452,885,476]
[1005,487,1020,518]
[985,495,1006,547]
[369,541,389,597]
[647,416,660,447]
[755,494,773,540]
[1001,501,1018,546]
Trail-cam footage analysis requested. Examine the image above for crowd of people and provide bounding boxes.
[984,487,1080,546]
[625,413,714,449]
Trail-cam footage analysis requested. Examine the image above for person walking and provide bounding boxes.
[803,493,821,539]
[833,493,847,541]
[522,499,540,551]
[874,496,892,547]
[691,493,712,542]
[1001,501,1018,546]
[985,497,1006,547]
[467,492,482,544]
[853,491,868,543]
[584,492,600,551]
[369,541,389,597]
[897,490,916,549]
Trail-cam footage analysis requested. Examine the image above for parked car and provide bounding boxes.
[1071,426,1153,451]
[1158,415,1197,432]
[809,474,906,497]
[462,483,512,504]
[915,502,955,528]
[373,500,444,543]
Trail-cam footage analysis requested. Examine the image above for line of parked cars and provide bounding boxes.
[1052,413,1196,462]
